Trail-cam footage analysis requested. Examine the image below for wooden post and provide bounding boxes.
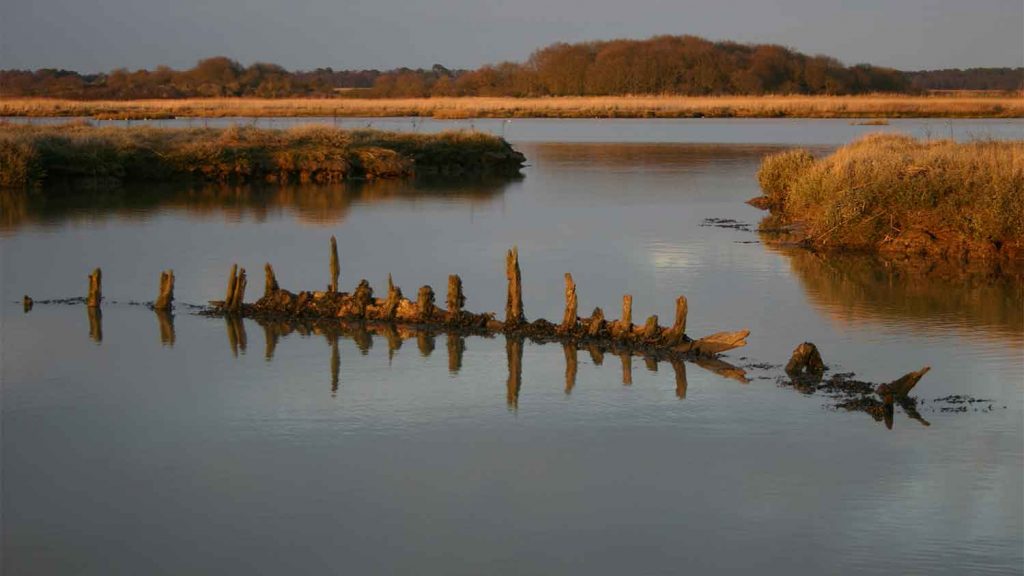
[23,295,33,313]
[264,263,278,298]
[382,274,402,320]
[665,295,688,344]
[614,294,632,337]
[639,315,660,340]
[877,366,931,402]
[447,333,465,373]
[228,268,247,313]
[417,285,436,321]
[87,268,102,308]
[155,270,175,310]
[785,342,825,377]
[505,247,524,325]
[447,274,465,317]
[225,264,238,306]
[352,279,373,318]
[587,307,605,337]
[329,236,340,293]
[563,342,577,394]
[561,273,577,330]
[620,352,633,385]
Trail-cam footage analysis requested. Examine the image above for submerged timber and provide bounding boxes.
[0,123,526,188]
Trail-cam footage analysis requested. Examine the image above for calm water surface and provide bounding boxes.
[2,119,1022,575]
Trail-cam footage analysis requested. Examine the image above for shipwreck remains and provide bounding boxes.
[208,240,751,362]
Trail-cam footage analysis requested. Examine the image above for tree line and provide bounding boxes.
[2,35,1018,99]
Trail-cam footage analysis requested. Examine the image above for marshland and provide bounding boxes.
[4,115,1023,574]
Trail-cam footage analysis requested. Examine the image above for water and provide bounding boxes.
[2,119,1022,575]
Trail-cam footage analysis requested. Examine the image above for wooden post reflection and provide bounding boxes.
[382,324,402,363]
[447,333,465,374]
[670,357,688,399]
[417,331,435,357]
[506,335,523,409]
[644,356,658,372]
[87,306,102,343]
[587,344,604,366]
[563,342,577,394]
[154,308,175,347]
[352,323,372,355]
[620,352,633,386]
[263,322,280,360]
[226,315,247,356]
[330,335,340,396]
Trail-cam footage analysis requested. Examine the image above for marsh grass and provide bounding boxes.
[0,123,524,187]
[756,133,1024,258]
[2,94,1022,119]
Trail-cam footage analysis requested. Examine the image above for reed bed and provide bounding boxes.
[755,133,1024,259]
[0,122,525,188]
[1,94,1021,119]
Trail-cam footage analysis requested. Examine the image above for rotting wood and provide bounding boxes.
[505,247,524,326]
[155,270,175,310]
[447,275,465,317]
[877,366,931,402]
[264,264,279,298]
[785,342,825,377]
[210,246,749,361]
[87,268,102,308]
[329,236,340,293]
[561,273,577,331]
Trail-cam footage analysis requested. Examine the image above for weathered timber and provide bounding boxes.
[877,366,931,402]
[447,275,466,317]
[505,247,524,326]
[786,342,825,378]
[613,295,633,338]
[155,270,175,310]
[561,273,577,331]
[215,247,748,361]
[87,268,102,308]
[329,236,340,293]
[264,264,279,298]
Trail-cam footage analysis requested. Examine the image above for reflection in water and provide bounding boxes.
[248,317,745,408]
[87,307,102,343]
[530,142,798,172]
[154,309,175,347]
[225,315,247,357]
[766,243,1024,346]
[0,176,513,233]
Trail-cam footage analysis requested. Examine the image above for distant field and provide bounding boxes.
[2,94,1021,119]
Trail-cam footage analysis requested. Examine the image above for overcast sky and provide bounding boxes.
[3,0,1022,72]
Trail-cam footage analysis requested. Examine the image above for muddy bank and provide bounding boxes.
[0,123,525,188]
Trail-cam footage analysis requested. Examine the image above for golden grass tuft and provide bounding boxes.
[756,133,1024,258]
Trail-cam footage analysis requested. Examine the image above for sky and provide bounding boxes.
[2,0,1022,72]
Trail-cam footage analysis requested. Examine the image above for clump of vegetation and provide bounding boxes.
[754,133,1024,259]
[0,123,525,187]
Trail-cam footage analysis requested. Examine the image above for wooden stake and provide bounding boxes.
[447,274,465,316]
[225,264,238,306]
[505,247,524,325]
[417,285,436,321]
[664,295,688,344]
[561,273,577,330]
[785,342,825,377]
[587,307,605,337]
[639,315,660,340]
[615,294,632,337]
[87,268,102,308]
[383,274,402,320]
[264,263,278,298]
[329,236,340,293]
[228,268,247,313]
[155,270,175,310]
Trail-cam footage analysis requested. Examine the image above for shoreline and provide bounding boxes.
[2,94,1022,120]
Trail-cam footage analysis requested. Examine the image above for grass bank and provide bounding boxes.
[0,123,525,188]
[752,133,1024,260]
[1,94,1021,119]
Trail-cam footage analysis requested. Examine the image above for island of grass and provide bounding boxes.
[0,123,526,188]
[751,133,1023,261]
